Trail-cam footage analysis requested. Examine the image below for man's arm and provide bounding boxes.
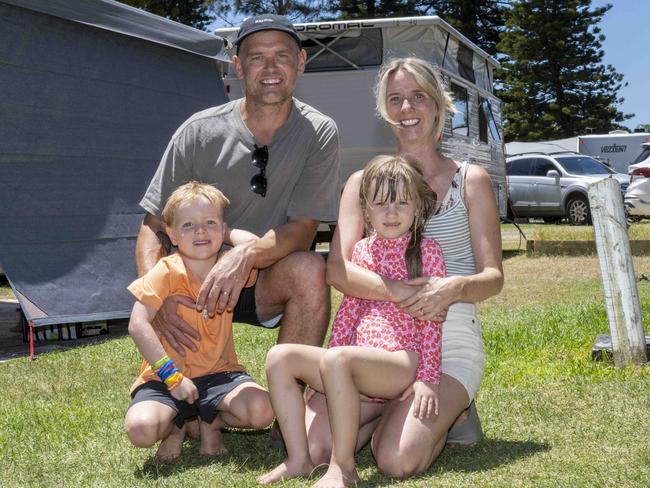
[135,213,170,277]
[196,217,319,315]
[135,212,199,354]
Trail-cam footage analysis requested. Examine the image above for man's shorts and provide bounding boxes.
[233,283,282,329]
[128,371,255,427]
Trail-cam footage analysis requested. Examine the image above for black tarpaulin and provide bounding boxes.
[0,0,229,326]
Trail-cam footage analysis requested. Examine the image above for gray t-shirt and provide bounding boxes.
[140,98,340,237]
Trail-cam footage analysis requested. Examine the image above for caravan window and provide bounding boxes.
[300,28,383,72]
[479,98,502,144]
[451,83,468,137]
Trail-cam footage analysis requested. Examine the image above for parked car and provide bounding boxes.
[624,142,650,219]
[506,152,630,225]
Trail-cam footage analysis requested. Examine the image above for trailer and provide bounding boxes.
[215,16,507,216]
[578,132,650,174]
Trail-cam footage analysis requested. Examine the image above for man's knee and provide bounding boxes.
[282,251,327,290]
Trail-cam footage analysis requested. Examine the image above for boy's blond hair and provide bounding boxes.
[162,181,230,226]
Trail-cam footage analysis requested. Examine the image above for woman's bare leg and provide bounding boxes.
[314,347,418,488]
[372,374,469,478]
[257,344,328,484]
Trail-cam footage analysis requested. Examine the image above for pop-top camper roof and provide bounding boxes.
[216,16,499,94]
[0,0,228,328]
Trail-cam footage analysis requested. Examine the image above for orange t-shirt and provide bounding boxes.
[128,253,257,393]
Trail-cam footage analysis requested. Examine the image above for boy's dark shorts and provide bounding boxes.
[129,371,255,428]
[233,284,282,329]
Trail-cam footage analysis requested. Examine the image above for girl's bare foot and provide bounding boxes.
[154,424,186,462]
[199,419,228,456]
[312,465,359,488]
[257,458,315,485]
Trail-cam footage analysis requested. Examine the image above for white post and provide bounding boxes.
[588,178,647,366]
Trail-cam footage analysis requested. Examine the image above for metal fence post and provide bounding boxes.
[588,178,647,366]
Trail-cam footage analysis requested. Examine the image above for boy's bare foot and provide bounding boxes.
[257,458,315,485]
[154,424,186,462]
[199,418,228,456]
[312,465,359,488]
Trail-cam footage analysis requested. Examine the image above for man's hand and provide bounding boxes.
[153,295,200,356]
[197,244,253,316]
[170,377,199,404]
[400,380,439,419]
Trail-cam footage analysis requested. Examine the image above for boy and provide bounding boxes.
[124,182,273,461]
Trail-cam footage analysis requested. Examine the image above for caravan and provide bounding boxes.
[578,132,650,174]
[215,16,507,216]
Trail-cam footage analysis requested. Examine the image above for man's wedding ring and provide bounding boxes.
[222,290,230,296]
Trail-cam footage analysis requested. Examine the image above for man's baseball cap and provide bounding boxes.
[235,14,301,50]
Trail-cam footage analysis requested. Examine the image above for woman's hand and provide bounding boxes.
[398,276,463,321]
[385,278,421,303]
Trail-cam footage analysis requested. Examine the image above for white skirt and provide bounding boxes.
[441,302,485,402]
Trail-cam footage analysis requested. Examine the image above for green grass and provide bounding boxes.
[501,222,650,251]
[1,257,649,487]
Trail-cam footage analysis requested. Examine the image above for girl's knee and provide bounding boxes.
[319,347,350,376]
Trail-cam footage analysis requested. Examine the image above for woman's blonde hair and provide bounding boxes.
[360,155,437,279]
[375,57,456,141]
[162,181,230,226]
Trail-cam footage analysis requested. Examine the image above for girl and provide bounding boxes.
[257,155,446,488]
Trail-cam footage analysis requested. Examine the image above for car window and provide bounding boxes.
[554,156,613,175]
[507,158,534,175]
[532,159,557,176]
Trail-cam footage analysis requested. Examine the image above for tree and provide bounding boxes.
[498,0,632,142]
[118,0,214,30]
[328,1,418,19]
[415,1,507,56]
[233,0,325,21]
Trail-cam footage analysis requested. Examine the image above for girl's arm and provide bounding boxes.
[401,166,504,316]
[326,171,418,302]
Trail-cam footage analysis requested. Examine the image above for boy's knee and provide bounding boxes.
[124,414,161,448]
[246,392,275,428]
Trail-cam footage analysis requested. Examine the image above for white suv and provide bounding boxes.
[506,152,630,225]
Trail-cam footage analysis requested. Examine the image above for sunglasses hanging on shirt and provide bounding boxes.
[250,144,268,197]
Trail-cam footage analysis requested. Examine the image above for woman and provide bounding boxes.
[306,56,504,480]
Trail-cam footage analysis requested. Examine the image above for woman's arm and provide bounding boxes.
[326,171,417,302]
[402,165,503,316]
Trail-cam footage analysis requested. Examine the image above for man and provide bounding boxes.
[135,14,340,355]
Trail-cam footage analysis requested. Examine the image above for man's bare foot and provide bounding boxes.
[312,465,359,488]
[199,419,228,456]
[154,424,186,462]
[257,458,315,485]
[186,418,200,440]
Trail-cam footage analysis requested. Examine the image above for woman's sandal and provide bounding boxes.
[446,400,483,447]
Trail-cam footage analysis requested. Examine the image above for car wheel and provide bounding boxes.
[567,195,591,225]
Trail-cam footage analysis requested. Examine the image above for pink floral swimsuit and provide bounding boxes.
[328,233,446,384]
